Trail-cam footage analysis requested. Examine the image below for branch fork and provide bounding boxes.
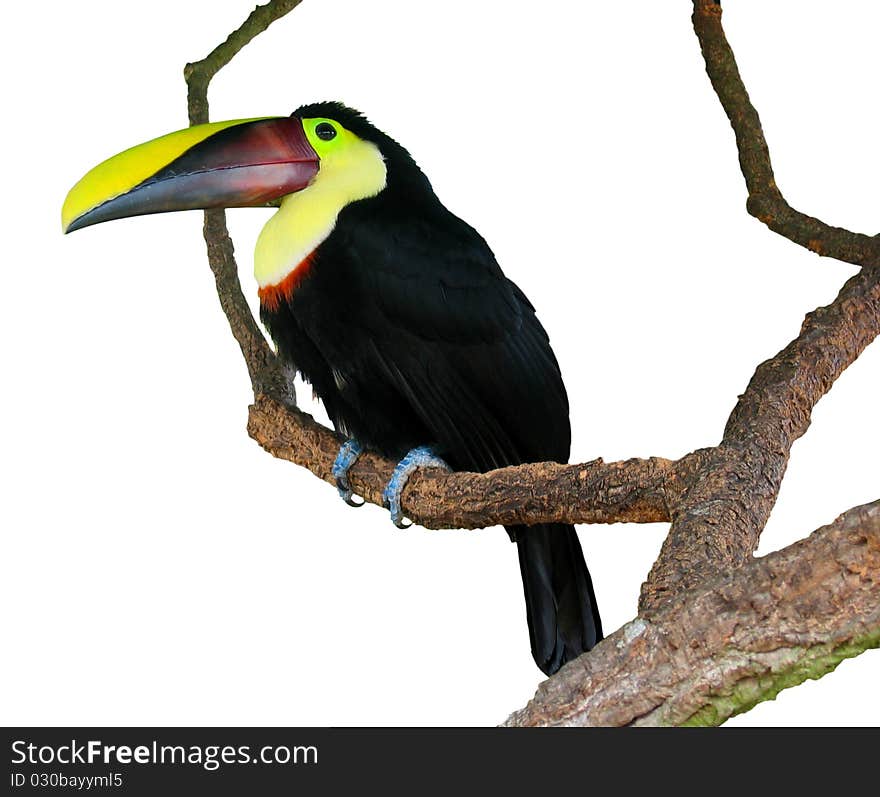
[184,0,880,725]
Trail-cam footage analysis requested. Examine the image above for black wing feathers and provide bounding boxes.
[325,200,570,470]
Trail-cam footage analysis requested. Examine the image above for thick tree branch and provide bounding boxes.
[692,0,880,269]
[641,267,880,612]
[507,500,880,727]
[248,395,684,528]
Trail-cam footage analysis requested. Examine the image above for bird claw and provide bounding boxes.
[383,446,449,528]
[340,490,365,508]
[332,438,364,507]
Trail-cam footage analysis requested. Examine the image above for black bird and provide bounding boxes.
[63,102,603,674]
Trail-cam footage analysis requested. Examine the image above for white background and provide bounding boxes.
[2,1,877,726]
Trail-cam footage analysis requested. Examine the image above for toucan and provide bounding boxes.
[63,102,602,675]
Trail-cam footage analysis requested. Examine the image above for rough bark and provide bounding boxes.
[248,395,684,528]
[505,500,880,727]
[641,267,880,613]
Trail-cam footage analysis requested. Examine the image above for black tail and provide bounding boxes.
[513,523,602,676]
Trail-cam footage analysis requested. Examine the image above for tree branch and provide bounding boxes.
[183,0,304,401]
[248,395,684,528]
[641,266,880,612]
[506,499,880,727]
[636,3,880,613]
[692,0,880,269]
[184,0,306,126]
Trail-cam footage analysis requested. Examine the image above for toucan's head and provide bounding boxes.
[63,102,429,291]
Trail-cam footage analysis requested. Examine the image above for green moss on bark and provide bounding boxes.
[679,628,880,727]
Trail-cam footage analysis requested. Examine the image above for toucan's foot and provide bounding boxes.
[383,446,450,528]
[332,439,364,507]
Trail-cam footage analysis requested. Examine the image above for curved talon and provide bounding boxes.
[332,439,363,506]
[385,488,411,528]
[383,445,449,529]
[341,489,365,508]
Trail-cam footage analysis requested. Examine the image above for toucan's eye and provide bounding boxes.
[315,122,337,141]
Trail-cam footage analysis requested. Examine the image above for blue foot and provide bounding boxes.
[383,446,450,529]
[332,439,364,507]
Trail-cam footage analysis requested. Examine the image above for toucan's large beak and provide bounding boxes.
[62,117,319,233]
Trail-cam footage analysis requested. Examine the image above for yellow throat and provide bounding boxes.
[254,117,387,289]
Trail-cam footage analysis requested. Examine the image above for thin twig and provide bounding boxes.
[692,0,880,269]
[184,0,304,400]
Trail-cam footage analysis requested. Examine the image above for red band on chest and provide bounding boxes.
[258,252,316,312]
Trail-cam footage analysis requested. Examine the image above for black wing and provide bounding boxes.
[305,205,571,472]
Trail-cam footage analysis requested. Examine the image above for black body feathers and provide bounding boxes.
[263,103,602,674]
